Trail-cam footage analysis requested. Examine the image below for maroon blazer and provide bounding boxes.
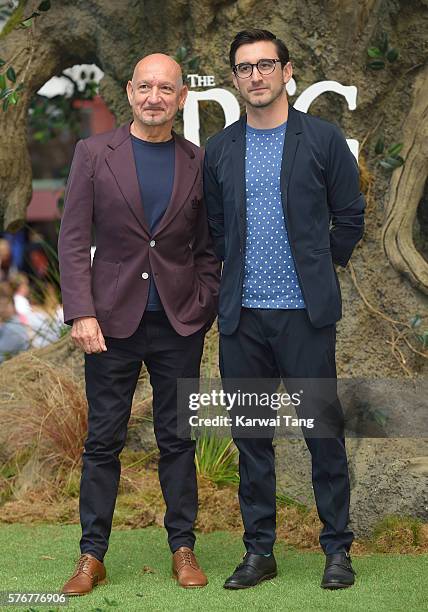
[58,123,220,338]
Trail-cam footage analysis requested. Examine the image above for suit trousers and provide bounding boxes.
[80,310,205,561]
[219,308,354,556]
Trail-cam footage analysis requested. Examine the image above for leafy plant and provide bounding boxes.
[0,65,23,111]
[374,136,405,171]
[18,0,51,29]
[0,0,51,111]
[275,491,307,510]
[367,32,399,70]
[174,45,200,75]
[195,431,239,485]
[29,70,99,143]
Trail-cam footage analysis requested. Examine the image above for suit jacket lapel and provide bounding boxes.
[153,132,199,236]
[231,116,247,248]
[105,123,150,236]
[280,106,302,220]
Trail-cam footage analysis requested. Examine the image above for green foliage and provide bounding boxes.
[29,71,99,142]
[173,45,200,79]
[17,0,51,28]
[0,62,21,111]
[374,134,384,155]
[5,66,15,82]
[374,136,405,172]
[386,48,399,62]
[379,155,405,171]
[367,33,399,70]
[386,143,403,157]
[367,58,385,70]
[275,491,307,511]
[0,0,52,111]
[372,514,424,547]
[0,0,50,36]
[195,431,239,485]
[20,16,32,27]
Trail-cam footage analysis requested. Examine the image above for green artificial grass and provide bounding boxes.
[0,525,427,611]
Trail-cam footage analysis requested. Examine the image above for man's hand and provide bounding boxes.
[71,317,107,353]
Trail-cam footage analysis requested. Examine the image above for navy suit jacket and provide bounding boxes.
[203,106,365,335]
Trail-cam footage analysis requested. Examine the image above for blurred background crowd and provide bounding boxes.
[0,230,65,363]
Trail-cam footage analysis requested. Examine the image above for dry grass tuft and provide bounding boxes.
[0,489,79,523]
[369,515,428,553]
[358,153,373,198]
[0,353,88,471]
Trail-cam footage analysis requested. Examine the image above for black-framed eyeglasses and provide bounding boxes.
[233,58,283,79]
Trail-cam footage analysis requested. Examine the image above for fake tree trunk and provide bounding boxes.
[381,64,428,295]
[0,0,427,376]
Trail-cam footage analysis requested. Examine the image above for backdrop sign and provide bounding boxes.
[184,73,359,159]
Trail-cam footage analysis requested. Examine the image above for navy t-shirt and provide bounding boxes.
[131,134,175,310]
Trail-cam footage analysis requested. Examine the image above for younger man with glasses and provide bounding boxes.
[204,29,365,590]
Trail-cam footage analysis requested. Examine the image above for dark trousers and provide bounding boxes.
[219,308,354,556]
[80,311,205,562]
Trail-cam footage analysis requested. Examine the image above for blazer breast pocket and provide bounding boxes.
[183,196,201,221]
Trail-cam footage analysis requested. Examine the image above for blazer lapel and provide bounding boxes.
[231,116,247,248]
[105,124,150,236]
[153,133,199,236]
[280,106,302,220]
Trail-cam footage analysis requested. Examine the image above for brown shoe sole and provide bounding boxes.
[172,570,208,588]
[63,578,108,597]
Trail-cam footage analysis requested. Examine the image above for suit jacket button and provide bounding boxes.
[149,240,156,247]
[141,272,149,279]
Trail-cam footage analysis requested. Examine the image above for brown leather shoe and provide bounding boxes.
[61,553,107,596]
[172,547,208,588]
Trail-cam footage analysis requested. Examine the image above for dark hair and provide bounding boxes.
[229,29,289,69]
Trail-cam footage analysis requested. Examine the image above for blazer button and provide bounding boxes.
[141,272,149,279]
[149,240,156,247]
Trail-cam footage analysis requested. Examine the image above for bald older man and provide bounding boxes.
[58,55,220,595]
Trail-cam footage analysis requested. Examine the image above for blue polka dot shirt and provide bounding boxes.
[242,121,306,309]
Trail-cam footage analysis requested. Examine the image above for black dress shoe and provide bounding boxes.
[321,552,356,589]
[223,552,277,589]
